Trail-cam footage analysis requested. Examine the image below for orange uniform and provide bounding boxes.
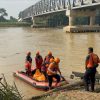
[47,62,59,76]
[86,53,100,68]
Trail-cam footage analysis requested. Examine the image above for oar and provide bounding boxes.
[60,75,69,84]
[0,78,2,81]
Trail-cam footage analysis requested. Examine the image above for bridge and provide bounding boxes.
[19,0,100,32]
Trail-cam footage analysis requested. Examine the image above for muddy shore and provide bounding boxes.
[30,80,100,100]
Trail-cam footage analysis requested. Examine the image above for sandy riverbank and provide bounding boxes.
[34,82,100,100]
[44,90,100,100]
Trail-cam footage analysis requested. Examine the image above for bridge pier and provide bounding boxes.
[69,16,74,26]
[90,16,95,26]
[63,9,100,33]
[31,17,37,28]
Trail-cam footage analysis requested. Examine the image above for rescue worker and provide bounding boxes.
[25,51,32,76]
[41,58,55,81]
[84,47,100,91]
[26,51,32,64]
[35,51,43,71]
[44,51,54,65]
[47,58,62,90]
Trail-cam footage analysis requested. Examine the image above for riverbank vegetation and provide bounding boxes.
[0,22,31,27]
[0,74,22,100]
[0,8,31,27]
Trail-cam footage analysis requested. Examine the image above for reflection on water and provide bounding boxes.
[0,27,100,98]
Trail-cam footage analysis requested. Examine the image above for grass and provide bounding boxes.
[0,22,31,27]
[0,74,22,100]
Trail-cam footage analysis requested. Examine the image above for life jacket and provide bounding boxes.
[26,56,32,64]
[87,53,100,68]
[35,55,43,69]
[44,55,54,64]
[41,64,47,72]
[47,62,58,75]
[25,62,31,70]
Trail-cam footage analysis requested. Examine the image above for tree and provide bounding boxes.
[10,16,17,22]
[0,8,8,22]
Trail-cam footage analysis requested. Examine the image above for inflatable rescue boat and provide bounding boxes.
[13,70,67,90]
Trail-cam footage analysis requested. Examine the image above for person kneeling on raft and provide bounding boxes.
[47,58,62,90]
[41,58,55,81]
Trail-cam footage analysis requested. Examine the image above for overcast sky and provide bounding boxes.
[0,0,40,18]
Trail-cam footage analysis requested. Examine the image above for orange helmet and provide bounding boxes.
[50,58,54,63]
[54,58,60,63]
[36,51,40,55]
[48,51,52,55]
[27,51,31,56]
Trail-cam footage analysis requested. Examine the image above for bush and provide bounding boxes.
[0,74,22,100]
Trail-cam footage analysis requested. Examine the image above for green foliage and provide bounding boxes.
[0,8,17,23]
[10,16,17,22]
[0,74,22,100]
[0,8,8,22]
[0,22,31,27]
[0,8,8,17]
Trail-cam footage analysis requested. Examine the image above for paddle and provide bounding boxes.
[0,78,2,81]
[60,75,69,84]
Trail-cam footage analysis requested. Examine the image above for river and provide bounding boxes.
[0,27,100,99]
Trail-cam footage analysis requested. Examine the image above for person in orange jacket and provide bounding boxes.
[44,51,54,65]
[84,47,100,91]
[35,51,43,71]
[41,58,55,81]
[47,58,62,90]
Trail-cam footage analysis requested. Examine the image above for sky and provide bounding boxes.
[0,0,40,18]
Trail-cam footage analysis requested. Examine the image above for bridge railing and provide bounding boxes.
[19,0,100,20]
[19,0,71,19]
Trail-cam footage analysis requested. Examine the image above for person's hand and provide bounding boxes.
[54,71,57,74]
[59,72,62,75]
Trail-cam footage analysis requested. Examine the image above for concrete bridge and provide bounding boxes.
[19,0,100,32]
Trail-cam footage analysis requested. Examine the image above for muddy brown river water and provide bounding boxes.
[0,27,100,99]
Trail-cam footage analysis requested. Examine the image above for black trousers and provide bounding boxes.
[84,68,96,91]
[48,74,60,88]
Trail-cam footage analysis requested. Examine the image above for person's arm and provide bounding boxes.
[35,57,38,66]
[43,57,46,63]
[31,57,32,63]
[97,55,100,63]
[85,55,89,70]
[85,59,87,70]
[52,56,54,59]
[48,63,56,74]
[41,56,43,64]
[57,66,61,75]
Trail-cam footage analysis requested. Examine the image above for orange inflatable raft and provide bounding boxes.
[13,69,67,90]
